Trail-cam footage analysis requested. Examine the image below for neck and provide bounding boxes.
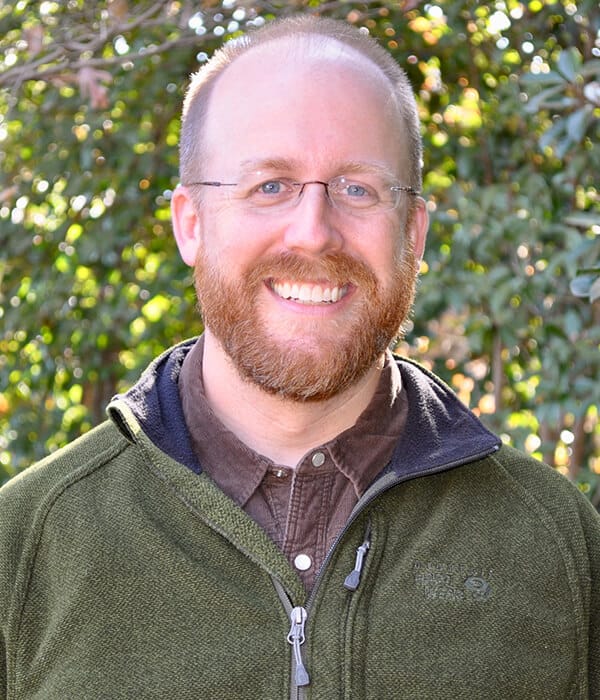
[200,331,384,467]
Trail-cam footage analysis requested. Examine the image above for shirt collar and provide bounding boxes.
[178,336,407,506]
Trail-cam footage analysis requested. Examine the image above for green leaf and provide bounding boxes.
[538,119,565,150]
[539,97,579,110]
[554,131,574,160]
[590,277,600,304]
[563,213,600,229]
[523,83,565,113]
[570,274,596,297]
[563,309,581,337]
[557,48,581,82]
[580,60,600,79]
[566,106,591,144]
[520,70,565,85]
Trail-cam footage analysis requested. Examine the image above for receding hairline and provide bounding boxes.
[182,28,402,121]
[179,16,423,191]
[228,33,395,87]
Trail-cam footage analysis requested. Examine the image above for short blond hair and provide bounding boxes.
[180,15,423,192]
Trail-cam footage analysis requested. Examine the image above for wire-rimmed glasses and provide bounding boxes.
[184,172,420,216]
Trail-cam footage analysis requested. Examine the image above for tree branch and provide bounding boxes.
[0,2,193,89]
[0,0,417,90]
[0,34,209,89]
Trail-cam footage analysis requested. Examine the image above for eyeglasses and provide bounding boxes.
[184,172,420,216]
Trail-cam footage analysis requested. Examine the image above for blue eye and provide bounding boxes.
[328,176,381,209]
[244,178,297,208]
[260,180,284,194]
[345,183,368,197]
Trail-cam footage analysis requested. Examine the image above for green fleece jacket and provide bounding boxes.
[1,344,599,699]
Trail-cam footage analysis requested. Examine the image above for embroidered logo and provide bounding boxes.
[412,560,492,602]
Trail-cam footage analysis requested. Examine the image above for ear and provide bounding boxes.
[171,185,202,266]
[408,197,429,261]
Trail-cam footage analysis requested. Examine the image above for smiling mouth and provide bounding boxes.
[270,280,350,304]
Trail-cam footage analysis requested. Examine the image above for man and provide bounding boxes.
[0,15,598,699]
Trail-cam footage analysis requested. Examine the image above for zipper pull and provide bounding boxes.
[344,536,370,591]
[287,606,310,687]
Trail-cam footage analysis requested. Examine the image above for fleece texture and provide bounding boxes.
[1,343,598,699]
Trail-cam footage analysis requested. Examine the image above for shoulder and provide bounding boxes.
[490,445,600,667]
[0,421,131,511]
[491,443,592,504]
[0,422,133,616]
[0,420,135,542]
[489,444,600,547]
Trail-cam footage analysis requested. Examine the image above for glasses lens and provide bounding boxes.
[229,171,402,215]
[329,175,398,213]
[236,173,299,210]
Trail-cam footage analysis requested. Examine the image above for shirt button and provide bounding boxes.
[294,554,313,571]
[311,451,325,467]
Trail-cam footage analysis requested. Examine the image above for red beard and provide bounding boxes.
[194,247,418,402]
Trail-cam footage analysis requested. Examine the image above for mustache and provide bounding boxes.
[243,251,379,289]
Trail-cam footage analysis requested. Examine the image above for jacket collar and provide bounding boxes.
[387,358,500,477]
[107,338,500,480]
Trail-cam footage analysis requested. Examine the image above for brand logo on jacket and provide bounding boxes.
[412,560,492,602]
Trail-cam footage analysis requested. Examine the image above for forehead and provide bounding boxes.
[202,36,404,175]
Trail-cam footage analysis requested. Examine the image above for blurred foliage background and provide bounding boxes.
[1,0,599,500]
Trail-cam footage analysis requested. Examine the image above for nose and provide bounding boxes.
[281,181,343,255]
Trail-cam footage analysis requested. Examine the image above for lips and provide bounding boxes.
[270,280,349,304]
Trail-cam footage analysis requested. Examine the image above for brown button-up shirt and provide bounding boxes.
[178,337,407,590]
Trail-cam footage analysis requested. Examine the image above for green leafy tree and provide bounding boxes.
[1,0,598,500]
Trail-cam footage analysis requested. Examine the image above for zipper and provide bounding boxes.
[288,606,310,687]
[273,579,308,700]
[272,442,501,697]
[343,523,372,591]
[272,525,372,698]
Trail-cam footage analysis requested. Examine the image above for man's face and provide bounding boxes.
[178,40,427,401]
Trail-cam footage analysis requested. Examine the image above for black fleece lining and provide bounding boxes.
[109,338,501,480]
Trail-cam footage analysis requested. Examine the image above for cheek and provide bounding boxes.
[356,221,404,282]
[201,212,278,272]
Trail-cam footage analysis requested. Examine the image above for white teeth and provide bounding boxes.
[271,281,346,304]
[298,284,312,302]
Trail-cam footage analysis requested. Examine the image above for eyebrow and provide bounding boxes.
[238,157,300,174]
[238,157,397,179]
[341,160,397,179]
